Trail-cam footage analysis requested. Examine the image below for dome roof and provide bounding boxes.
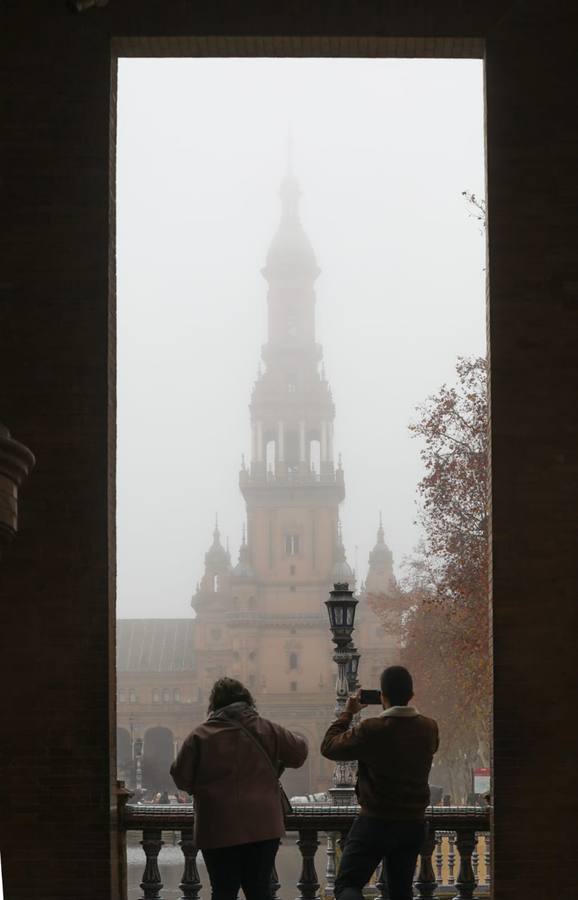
[332,522,354,582]
[332,558,354,581]
[262,174,319,281]
[204,521,232,572]
[369,516,393,565]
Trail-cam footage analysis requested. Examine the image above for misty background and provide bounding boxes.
[116,58,485,619]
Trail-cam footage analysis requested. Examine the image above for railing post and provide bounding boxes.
[375,859,390,899]
[116,781,133,900]
[140,828,164,900]
[271,858,281,900]
[296,828,320,900]
[325,832,337,897]
[485,833,491,890]
[452,827,477,900]
[338,829,350,855]
[414,828,437,899]
[179,828,201,900]
[434,833,444,885]
[447,832,456,885]
[472,835,479,883]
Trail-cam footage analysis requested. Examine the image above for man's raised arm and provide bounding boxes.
[320,694,370,761]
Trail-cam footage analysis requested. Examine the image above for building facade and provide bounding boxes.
[117,164,399,796]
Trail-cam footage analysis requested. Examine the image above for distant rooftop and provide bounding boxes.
[117,619,195,672]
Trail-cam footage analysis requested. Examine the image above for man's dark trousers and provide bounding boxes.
[202,838,280,900]
[335,816,425,900]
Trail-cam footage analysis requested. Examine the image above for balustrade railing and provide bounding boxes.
[121,802,490,900]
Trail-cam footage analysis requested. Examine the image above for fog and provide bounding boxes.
[116,58,485,619]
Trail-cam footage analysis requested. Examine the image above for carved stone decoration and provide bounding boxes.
[324,832,337,897]
[296,828,320,900]
[452,827,477,900]
[447,832,456,885]
[415,829,437,899]
[434,833,444,884]
[178,828,201,900]
[0,422,35,556]
[139,828,163,900]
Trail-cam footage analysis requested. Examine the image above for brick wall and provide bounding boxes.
[0,2,576,898]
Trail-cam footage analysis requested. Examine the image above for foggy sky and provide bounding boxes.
[116,58,486,619]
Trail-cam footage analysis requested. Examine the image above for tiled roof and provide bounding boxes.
[117,619,195,672]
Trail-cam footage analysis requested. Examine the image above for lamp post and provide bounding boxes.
[134,737,143,793]
[325,582,360,805]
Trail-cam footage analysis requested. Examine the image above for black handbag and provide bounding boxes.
[223,710,293,817]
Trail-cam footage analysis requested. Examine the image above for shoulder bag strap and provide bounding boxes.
[223,711,280,778]
[222,711,293,816]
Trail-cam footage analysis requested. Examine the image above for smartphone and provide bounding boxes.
[359,689,382,705]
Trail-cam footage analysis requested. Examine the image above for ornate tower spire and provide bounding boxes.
[239,154,344,588]
[233,522,254,578]
[365,513,394,595]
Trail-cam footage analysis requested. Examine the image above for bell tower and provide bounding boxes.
[193,152,362,793]
[239,153,345,599]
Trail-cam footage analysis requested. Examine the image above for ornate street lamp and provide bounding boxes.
[325,582,358,651]
[346,646,361,693]
[325,583,360,805]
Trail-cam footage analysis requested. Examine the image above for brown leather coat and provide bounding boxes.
[321,706,439,822]
[170,702,308,849]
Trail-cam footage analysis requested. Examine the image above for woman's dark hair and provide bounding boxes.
[207,677,256,714]
[380,665,414,706]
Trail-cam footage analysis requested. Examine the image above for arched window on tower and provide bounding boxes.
[265,438,276,473]
[285,430,299,474]
[309,438,321,475]
[285,534,300,556]
[289,652,299,671]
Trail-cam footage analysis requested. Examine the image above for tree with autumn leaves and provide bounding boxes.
[369,356,490,801]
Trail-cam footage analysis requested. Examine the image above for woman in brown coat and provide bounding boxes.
[170,677,308,900]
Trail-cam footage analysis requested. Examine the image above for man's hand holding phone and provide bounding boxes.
[344,690,365,716]
[344,688,382,716]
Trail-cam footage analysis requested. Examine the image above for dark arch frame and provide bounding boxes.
[1,7,576,900]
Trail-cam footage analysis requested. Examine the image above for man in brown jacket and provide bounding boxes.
[171,677,308,900]
[321,666,438,900]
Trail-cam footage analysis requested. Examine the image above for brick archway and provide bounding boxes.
[1,6,577,900]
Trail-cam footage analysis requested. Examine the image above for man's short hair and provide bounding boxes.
[207,676,255,714]
[380,666,414,705]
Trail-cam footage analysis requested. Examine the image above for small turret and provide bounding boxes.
[365,513,394,595]
[204,516,231,573]
[233,524,255,578]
